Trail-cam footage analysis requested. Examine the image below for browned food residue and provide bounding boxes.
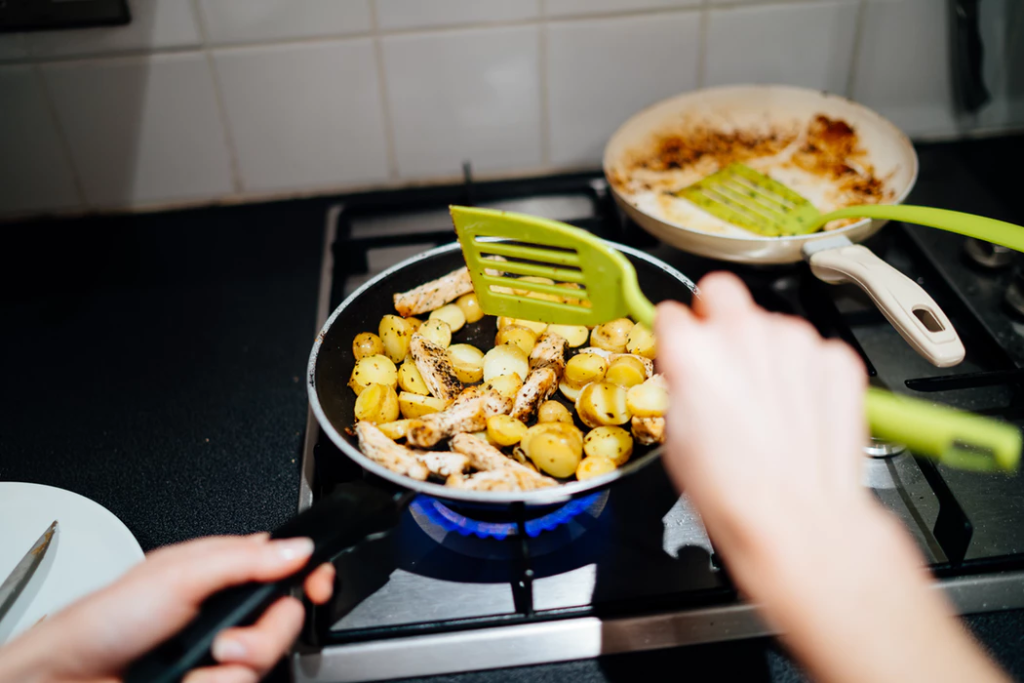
[635,126,795,174]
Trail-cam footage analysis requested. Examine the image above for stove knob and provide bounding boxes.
[1005,267,1024,318]
[964,238,1013,269]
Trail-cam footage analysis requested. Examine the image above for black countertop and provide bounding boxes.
[3,136,1024,682]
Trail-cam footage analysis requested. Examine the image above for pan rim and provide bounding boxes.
[307,240,697,505]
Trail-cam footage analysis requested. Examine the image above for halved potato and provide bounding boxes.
[448,343,485,383]
[575,381,630,428]
[546,324,589,348]
[484,373,524,400]
[486,415,529,447]
[564,352,608,390]
[537,400,574,424]
[377,419,417,440]
[379,315,412,363]
[522,422,584,478]
[626,322,656,359]
[455,293,484,324]
[495,324,538,356]
[354,383,399,424]
[583,426,633,466]
[496,316,548,335]
[558,381,581,403]
[398,361,431,395]
[417,318,452,348]
[626,379,669,417]
[398,392,448,419]
[605,355,647,388]
[353,332,384,361]
[429,304,467,333]
[576,456,617,481]
[483,344,529,382]
[349,355,398,395]
[590,318,634,354]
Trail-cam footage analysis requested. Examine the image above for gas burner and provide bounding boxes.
[964,238,1014,269]
[864,437,907,458]
[411,493,606,540]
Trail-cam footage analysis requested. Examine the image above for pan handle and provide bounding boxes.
[122,483,408,683]
[804,237,965,368]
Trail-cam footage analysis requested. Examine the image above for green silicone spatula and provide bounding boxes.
[450,204,1022,473]
[677,162,1024,244]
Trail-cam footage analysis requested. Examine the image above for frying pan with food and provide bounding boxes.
[603,84,965,368]
[123,241,697,683]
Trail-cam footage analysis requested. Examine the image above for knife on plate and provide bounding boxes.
[0,520,58,625]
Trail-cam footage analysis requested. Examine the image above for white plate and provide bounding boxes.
[0,482,144,645]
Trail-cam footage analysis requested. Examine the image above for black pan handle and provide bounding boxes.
[952,0,991,112]
[122,483,408,683]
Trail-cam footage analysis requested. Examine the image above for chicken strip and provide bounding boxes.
[510,367,559,423]
[393,267,474,318]
[414,451,470,478]
[529,332,568,376]
[445,469,535,492]
[407,388,512,447]
[410,333,463,401]
[356,421,430,480]
[449,433,556,489]
[632,416,666,445]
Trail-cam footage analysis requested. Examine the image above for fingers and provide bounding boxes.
[183,663,259,683]
[692,272,755,320]
[304,563,336,605]
[819,340,869,492]
[211,596,305,674]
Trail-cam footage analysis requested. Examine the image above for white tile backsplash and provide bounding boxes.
[199,0,372,45]
[976,0,1024,130]
[852,0,957,137]
[546,12,700,167]
[29,0,200,59]
[0,67,80,216]
[375,0,540,30]
[214,41,389,192]
[705,1,858,94]
[545,0,700,18]
[382,26,542,179]
[42,53,234,208]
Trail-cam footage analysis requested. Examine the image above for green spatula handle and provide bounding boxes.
[821,205,1024,253]
[865,387,1021,472]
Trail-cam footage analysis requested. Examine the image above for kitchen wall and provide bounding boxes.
[1,0,1022,220]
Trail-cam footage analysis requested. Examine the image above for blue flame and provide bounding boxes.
[410,493,602,540]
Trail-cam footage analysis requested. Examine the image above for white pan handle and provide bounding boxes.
[805,239,965,368]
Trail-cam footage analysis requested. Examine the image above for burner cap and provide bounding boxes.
[410,493,605,540]
[965,238,1014,269]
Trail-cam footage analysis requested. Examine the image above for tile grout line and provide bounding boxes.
[191,0,244,194]
[538,7,551,168]
[843,0,869,98]
[32,63,89,210]
[370,0,400,181]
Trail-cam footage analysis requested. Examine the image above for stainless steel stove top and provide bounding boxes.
[293,159,1024,682]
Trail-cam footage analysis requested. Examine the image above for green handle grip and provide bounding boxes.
[866,387,1022,472]
[821,205,1024,253]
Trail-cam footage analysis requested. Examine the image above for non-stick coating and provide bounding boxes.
[308,241,697,506]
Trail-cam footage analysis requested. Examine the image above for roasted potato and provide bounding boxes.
[583,426,633,466]
[546,324,589,348]
[576,456,617,481]
[537,400,574,424]
[626,323,656,359]
[405,317,423,332]
[483,344,529,382]
[377,419,417,440]
[590,318,634,353]
[349,354,398,395]
[354,383,400,423]
[429,304,467,333]
[418,318,452,348]
[605,355,647,388]
[398,361,431,395]
[496,316,548,335]
[455,292,484,324]
[512,276,555,295]
[379,315,413,363]
[484,373,524,400]
[495,324,538,356]
[564,352,608,390]
[486,415,529,447]
[398,391,448,419]
[353,332,384,361]
[575,381,630,428]
[558,381,581,403]
[626,379,669,417]
[448,343,485,383]
[522,422,584,478]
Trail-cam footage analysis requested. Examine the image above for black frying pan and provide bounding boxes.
[125,241,697,683]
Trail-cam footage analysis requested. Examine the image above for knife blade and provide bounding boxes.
[0,520,58,625]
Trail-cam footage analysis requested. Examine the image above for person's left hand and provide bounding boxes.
[0,533,335,683]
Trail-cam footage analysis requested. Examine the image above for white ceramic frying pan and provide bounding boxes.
[603,85,964,368]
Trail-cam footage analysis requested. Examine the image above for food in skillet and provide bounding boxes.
[348,266,666,491]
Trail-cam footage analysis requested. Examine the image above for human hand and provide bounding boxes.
[0,534,335,683]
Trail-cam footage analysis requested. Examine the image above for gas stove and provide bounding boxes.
[293,146,1024,682]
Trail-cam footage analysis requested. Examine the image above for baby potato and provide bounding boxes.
[575,381,630,428]
[626,323,656,359]
[538,400,574,424]
[558,381,581,403]
[379,315,413,363]
[483,344,529,382]
[496,316,548,336]
[377,419,417,440]
[455,292,484,324]
[564,353,608,390]
[398,361,431,395]
[590,318,635,353]
[522,422,584,478]
[484,373,524,400]
[495,324,538,356]
[418,318,452,348]
[546,324,589,348]
[626,379,669,417]
[429,304,467,333]
[471,430,501,447]
[448,343,485,383]
[354,383,399,424]
[512,276,554,296]
[576,456,617,481]
[353,332,384,361]
[398,392,448,419]
[349,354,398,395]
[605,355,647,388]
[405,317,423,332]
[486,415,529,447]
[583,426,633,466]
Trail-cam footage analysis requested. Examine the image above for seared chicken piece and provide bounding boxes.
[410,334,463,401]
[529,332,568,376]
[356,422,430,480]
[407,388,512,448]
[449,433,556,489]
[510,367,559,423]
[445,468,545,492]
[632,416,666,445]
[393,267,474,318]
[577,346,611,360]
[414,451,470,478]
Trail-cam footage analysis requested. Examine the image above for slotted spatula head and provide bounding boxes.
[676,163,824,237]
[450,206,655,328]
